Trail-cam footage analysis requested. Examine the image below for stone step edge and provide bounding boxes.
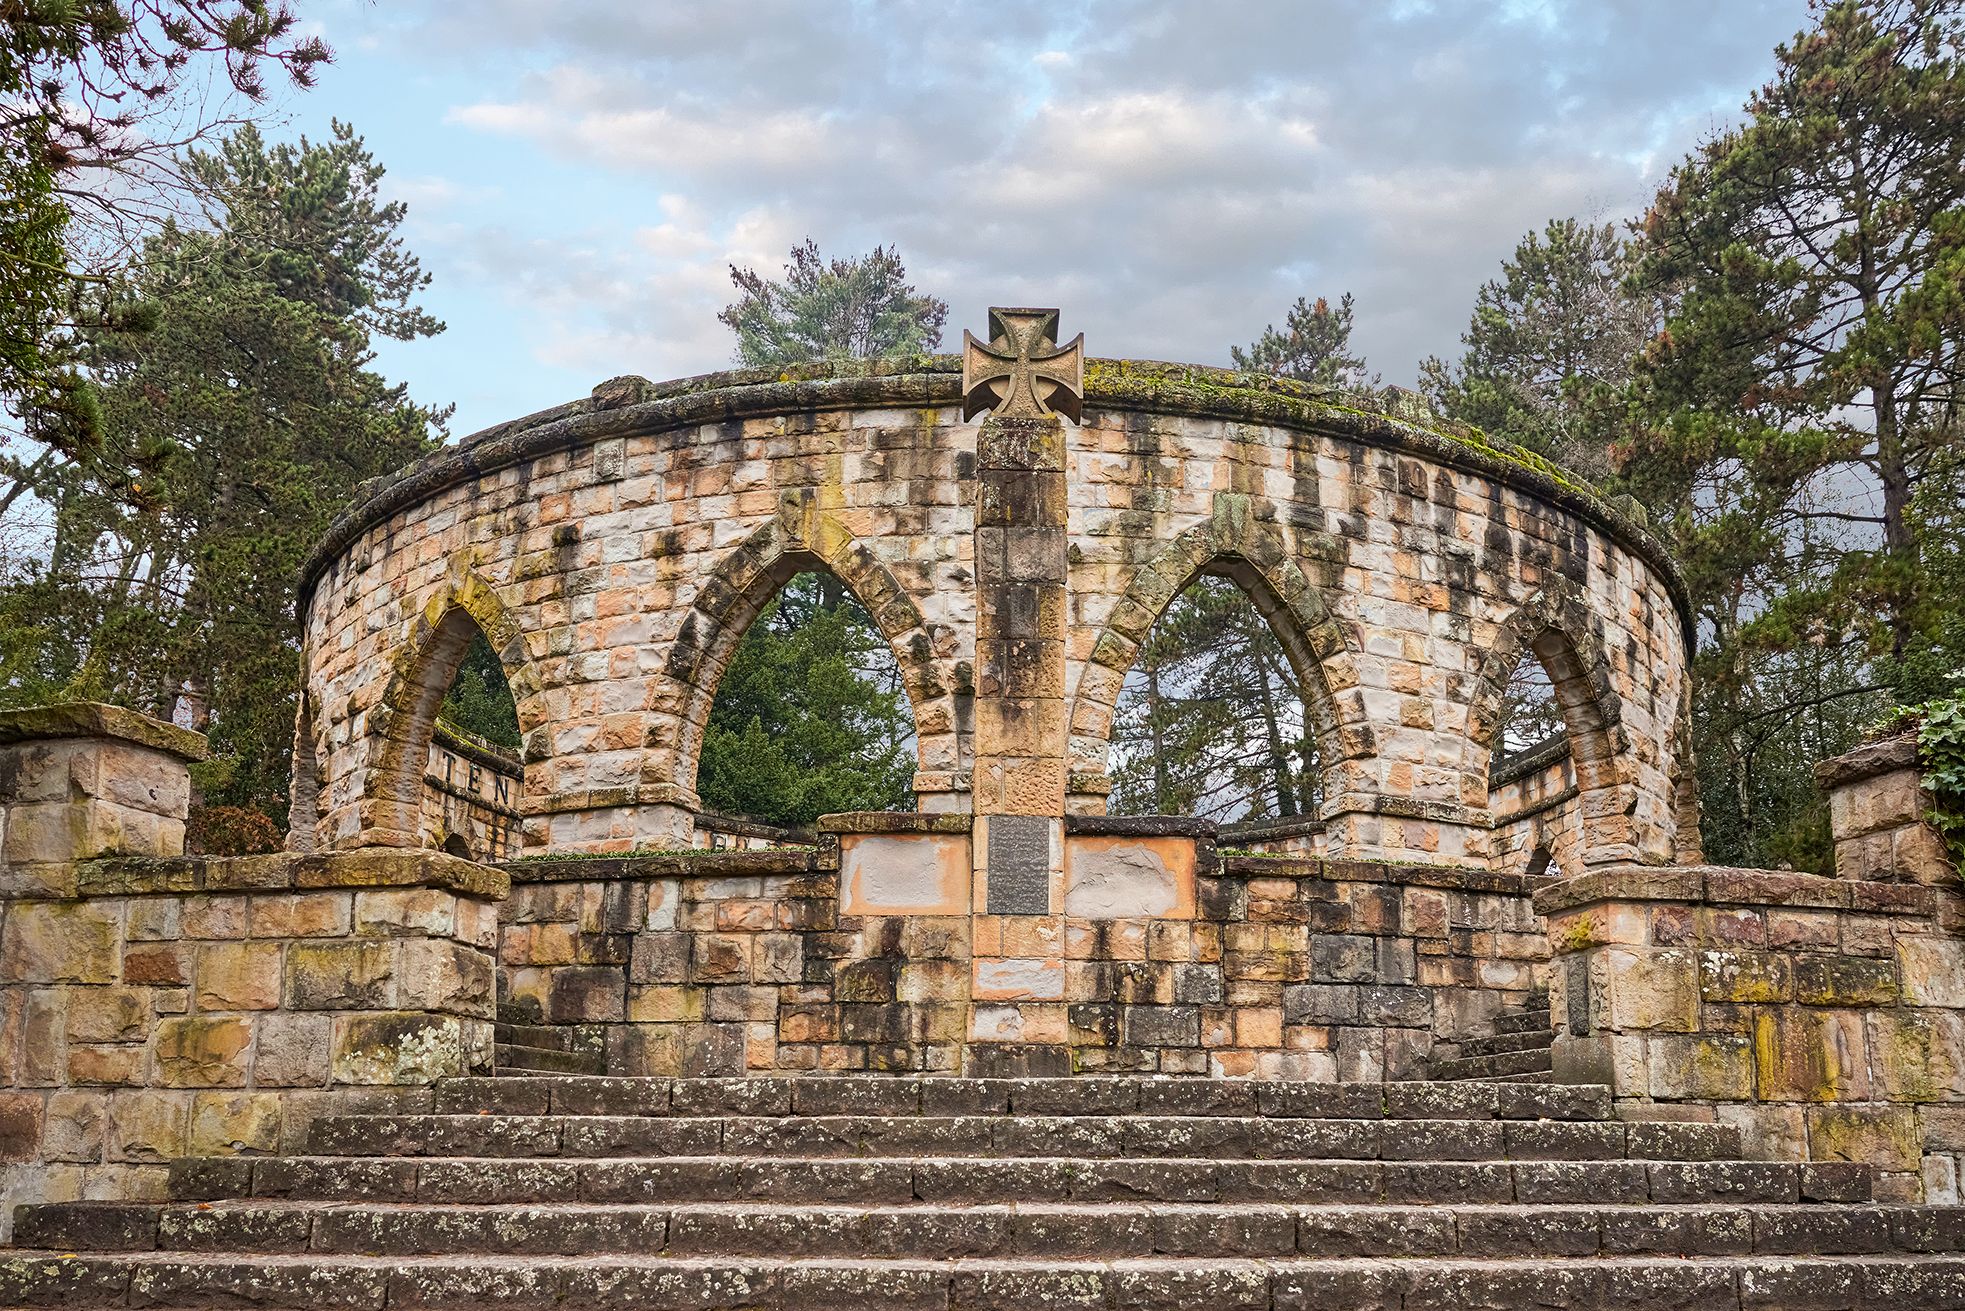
[301,1113,1740,1161]
[164,1155,1874,1207]
[431,1076,1613,1121]
[17,1200,1960,1259]
[0,1250,1957,1305]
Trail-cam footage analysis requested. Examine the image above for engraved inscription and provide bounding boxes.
[986,815,1053,915]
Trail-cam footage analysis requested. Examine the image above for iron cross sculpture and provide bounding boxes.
[961,307,1085,423]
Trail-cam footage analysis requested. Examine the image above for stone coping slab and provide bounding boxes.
[1815,732,1920,791]
[1220,855,1543,898]
[1065,815,1217,839]
[0,701,208,762]
[817,811,973,835]
[1218,815,1326,845]
[1533,864,1938,917]
[503,849,818,884]
[69,848,508,900]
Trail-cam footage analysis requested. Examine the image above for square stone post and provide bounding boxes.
[968,411,1071,1072]
[0,703,207,898]
[1817,734,1957,885]
[1538,864,1965,1201]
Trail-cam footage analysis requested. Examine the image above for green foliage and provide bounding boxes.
[439,633,521,749]
[1496,655,1564,758]
[1914,693,1965,863]
[1109,576,1320,821]
[1420,218,1660,480]
[696,573,914,826]
[1604,0,1965,863]
[185,803,283,856]
[1230,293,1373,388]
[0,2,329,462]
[1626,0,1965,669]
[0,122,446,822]
[718,239,947,367]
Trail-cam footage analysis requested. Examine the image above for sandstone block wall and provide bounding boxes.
[295,359,1694,870]
[497,826,1550,1081]
[1541,866,1965,1203]
[0,850,504,1231]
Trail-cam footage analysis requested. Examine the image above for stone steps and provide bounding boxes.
[299,1112,1744,1162]
[1495,1005,1553,1035]
[1453,1028,1558,1058]
[1431,993,1557,1081]
[429,1075,1612,1121]
[493,1020,604,1076]
[15,1201,1965,1259]
[7,1072,1956,1310]
[1430,1047,1555,1082]
[165,1153,1870,1207]
[493,1042,605,1075]
[3,1250,1964,1309]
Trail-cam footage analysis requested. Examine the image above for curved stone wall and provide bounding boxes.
[294,357,1695,868]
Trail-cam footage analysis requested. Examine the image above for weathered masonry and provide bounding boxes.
[291,318,1697,874]
[0,314,1959,1300]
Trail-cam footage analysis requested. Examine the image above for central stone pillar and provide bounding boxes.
[968,411,1071,1069]
[960,307,1083,1074]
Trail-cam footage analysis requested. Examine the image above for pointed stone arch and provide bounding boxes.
[1468,583,1637,867]
[1066,492,1373,811]
[653,494,957,806]
[357,562,542,848]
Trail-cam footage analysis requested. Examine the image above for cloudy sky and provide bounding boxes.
[280,0,1812,439]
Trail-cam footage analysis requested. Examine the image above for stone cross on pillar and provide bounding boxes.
[963,308,1084,1070]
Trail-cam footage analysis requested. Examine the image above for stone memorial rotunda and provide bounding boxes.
[0,310,1959,1306]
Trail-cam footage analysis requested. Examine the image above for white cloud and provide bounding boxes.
[359,0,1810,418]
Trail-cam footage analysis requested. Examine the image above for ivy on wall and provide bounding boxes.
[1915,694,1965,864]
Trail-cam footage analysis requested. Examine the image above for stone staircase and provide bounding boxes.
[494,1009,605,1076]
[1430,991,1556,1082]
[5,1073,1963,1308]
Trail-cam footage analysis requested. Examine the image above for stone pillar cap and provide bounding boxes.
[1813,732,1917,791]
[0,701,209,762]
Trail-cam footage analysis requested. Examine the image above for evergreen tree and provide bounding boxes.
[0,2,330,467]
[718,239,947,367]
[1626,0,1965,674]
[1108,577,1319,822]
[439,634,522,750]
[0,122,445,820]
[1616,0,1965,865]
[1420,219,1661,479]
[696,573,914,826]
[1231,293,1373,387]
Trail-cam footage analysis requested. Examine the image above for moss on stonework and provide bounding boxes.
[1080,357,1600,498]
[504,845,812,864]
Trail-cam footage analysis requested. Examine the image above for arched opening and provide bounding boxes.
[1107,566,1329,827]
[364,603,527,857]
[1479,617,1625,874]
[694,570,916,829]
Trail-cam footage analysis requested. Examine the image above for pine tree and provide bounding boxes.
[1108,578,1320,822]
[717,239,947,366]
[0,122,446,820]
[0,2,331,468]
[696,574,914,825]
[1626,0,1965,673]
[1231,293,1373,388]
[1420,219,1661,479]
